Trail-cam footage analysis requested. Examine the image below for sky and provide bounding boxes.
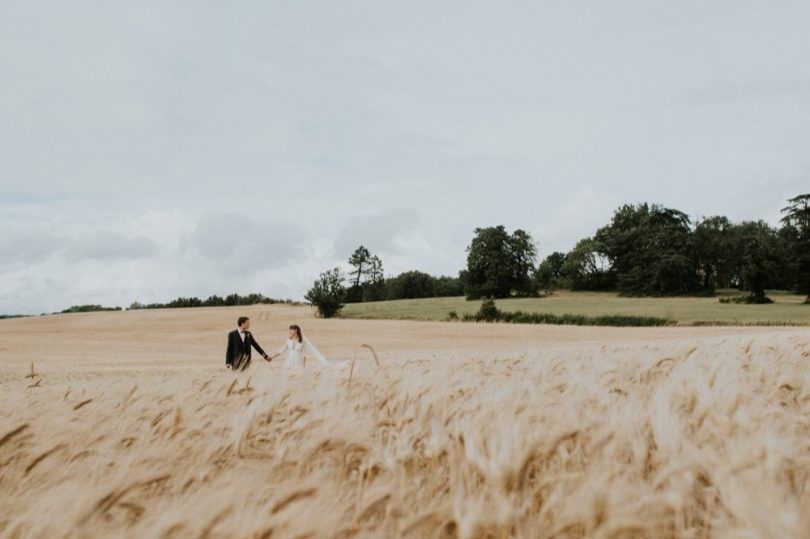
[1,1,809,314]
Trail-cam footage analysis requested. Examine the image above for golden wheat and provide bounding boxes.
[0,307,808,538]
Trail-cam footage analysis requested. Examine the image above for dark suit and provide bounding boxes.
[226,330,268,371]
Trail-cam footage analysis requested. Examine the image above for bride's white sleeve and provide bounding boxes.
[303,337,330,366]
[276,340,288,355]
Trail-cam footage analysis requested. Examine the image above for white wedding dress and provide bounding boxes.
[276,337,330,369]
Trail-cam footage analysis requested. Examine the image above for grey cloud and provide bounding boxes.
[64,232,159,262]
[334,209,420,259]
[185,212,307,275]
[0,192,69,206]
[0,228,64,267]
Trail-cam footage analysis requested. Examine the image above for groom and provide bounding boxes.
[226,316,271,371]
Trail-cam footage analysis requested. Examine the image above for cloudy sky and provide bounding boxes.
[2,1,809,314]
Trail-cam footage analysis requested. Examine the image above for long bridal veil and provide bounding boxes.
[303,335,330,366]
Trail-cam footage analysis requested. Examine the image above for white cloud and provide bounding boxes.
[533,186,622,256]
[183,212,308,274]
[333,209,420,258]
[64,232,158,262]
[2,1,810,313]
[0,228,64,268]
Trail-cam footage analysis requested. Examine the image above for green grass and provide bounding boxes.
[340,290,810,326]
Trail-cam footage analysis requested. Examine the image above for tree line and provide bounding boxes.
[128,293,298,310]
[536,194,809,303]
[343,246,463,302]
[52,293,298,314]
[306,194,810,317]
[305,245,463,318]
[457,298,672,327]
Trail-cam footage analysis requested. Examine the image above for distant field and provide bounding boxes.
[341,290,810,325]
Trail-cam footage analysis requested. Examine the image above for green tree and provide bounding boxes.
[346,245,372,303]
[559,238,614,290]
[463,226,538,299]
[692,216,736,291]
[780,193,810,302]
[305,267,346,318]
[595,203,699,296]
[509,229,538,296]
[433,275,464,297]
[348,246,371,287]
[365,255,384,283]
[735,221,780,303]
[362,255,386,302]
[536,251,568,291]
[386,270,437,299]
[781,193,810,234]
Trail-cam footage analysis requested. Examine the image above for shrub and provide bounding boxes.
[477,299,501,321]
[305,267,346,318]
[464,300,672,326]
[719,295,774,304]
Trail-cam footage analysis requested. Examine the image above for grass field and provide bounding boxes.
[1,306,809,537]
[341,290,810,325]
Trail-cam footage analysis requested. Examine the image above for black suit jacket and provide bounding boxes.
[226,330,268,371]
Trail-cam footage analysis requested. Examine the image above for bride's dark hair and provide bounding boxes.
[289,324,303,342]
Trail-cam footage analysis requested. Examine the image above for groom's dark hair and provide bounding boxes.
[237,316,249,327]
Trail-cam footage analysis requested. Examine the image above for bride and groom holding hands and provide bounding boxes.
[225,316,330,372]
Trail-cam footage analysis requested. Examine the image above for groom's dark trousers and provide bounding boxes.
[226,330,268,371]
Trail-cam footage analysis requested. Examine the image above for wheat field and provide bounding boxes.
[1,306,809,538]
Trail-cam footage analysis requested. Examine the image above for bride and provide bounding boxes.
[270,324,330,368]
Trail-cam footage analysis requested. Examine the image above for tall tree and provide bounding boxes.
[595,203,699,296]
[463,226,537,299]
[735,221,780,303]
[781,194,810,234]
[509,229,538,296]
[559,238,614,290]
[364,255,384,284]
[348,245,372,288]
[780,193,810,302]
[536,251,568,291]
[345,245,372,303]
[361,255,387,302]
[692,215,736,291]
